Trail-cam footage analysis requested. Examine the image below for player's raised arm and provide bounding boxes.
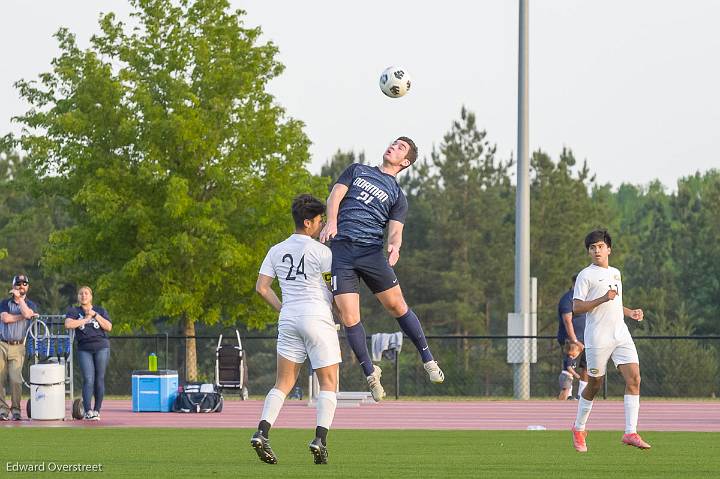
[572,271,617,315]
[387,220,404,266]
[573,290,616,315]
[255,274,281,312]
[320,183,348,243]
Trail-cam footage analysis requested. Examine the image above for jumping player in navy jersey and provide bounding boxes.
[319,137,444,401]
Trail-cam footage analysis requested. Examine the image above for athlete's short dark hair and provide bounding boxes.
[584,229,612,250]
[397,136,418,166]
[291,194,325,228]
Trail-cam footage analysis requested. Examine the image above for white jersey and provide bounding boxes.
[573,264,632,348]
[259,234,333,320]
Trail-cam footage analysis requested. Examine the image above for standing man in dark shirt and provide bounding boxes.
[0,274,39,420]
[558,274,588,398]
[320,137,443,401]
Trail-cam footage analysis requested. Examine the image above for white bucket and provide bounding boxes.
[30,363,65,420]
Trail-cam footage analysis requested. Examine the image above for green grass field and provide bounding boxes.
[4,428,718,478]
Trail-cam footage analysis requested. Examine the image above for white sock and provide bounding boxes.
[578,380,588,397]
[316,390,337,429]
[574,397,594,431]
[260,388,286,425]
[624,394,640,434]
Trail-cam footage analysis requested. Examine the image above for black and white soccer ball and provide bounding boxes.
[379,66,412,98]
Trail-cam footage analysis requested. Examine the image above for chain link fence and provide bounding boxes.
[22,330,717,399]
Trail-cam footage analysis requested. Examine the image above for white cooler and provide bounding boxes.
[30,363,65,420]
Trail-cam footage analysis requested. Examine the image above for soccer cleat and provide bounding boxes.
[250,431,278,464]
[424,360,445,384]
[366,365,386,402]
[571,426,588,452]
[308,437,328,465]
[622,433,651,449]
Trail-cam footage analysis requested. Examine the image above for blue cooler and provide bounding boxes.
[132,370,178,412]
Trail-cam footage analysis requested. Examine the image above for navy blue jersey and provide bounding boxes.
[334,164,408,246]
[557,289,586,344]
[66,305,111,352]
[563,354,578,372]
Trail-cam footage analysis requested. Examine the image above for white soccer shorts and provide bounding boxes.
[277,315,342,369]
[585,340,639,377]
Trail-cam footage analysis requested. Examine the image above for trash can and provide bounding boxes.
[131,370,178,412]
[30,363,66,420]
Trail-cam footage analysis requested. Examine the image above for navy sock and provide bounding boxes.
[345,322,374,376]
[315,426,328,446]
[258,420,271,438]
[396,309,433,363]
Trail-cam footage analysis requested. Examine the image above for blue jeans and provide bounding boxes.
[77,348,110,412]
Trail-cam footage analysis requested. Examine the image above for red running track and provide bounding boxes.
[3,399,720,431]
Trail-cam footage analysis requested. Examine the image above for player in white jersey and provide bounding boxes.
[570,230,651,452]
[250,195,341,465]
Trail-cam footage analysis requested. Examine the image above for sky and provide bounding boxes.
[3,0,719,189]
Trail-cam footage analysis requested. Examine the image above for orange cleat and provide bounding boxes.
[622,433,651,449]
[572,426,588,452]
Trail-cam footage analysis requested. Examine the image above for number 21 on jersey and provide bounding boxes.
[356,191,373,205]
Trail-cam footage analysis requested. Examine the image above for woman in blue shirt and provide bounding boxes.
[64,286,112,420]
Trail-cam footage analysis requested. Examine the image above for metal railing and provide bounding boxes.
[23,334,717,400]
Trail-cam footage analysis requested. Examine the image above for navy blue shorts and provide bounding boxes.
[329,240,398,295]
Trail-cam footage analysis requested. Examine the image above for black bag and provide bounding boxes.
[174,383,223,413]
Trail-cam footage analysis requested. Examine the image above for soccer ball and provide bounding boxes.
[379,66,412,98]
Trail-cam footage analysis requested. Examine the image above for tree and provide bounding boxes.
[634,304,719,397]
[673,170,720,333]
[399,108,514,335]
[529,148,612,335]
[11,0,324,380]
[320,149,365,189]
[612,181,680,330]
[396,108,515,394]
[0,147,74,311]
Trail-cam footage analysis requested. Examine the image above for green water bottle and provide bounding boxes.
[148,352,158,372]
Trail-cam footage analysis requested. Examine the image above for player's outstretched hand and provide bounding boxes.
[387,244,400,266]
[629,309,644,321]
[319,223,337,244]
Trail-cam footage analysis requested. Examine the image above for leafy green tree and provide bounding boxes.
[673,170,720,333]
[320,149,365,189]
[634,304,719,397]
[529,148,612,335]
[400,107,514,335]
[0,147,74,311]
[396,108,515,394]
[10,0,324,379]
[613,181,680,331]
